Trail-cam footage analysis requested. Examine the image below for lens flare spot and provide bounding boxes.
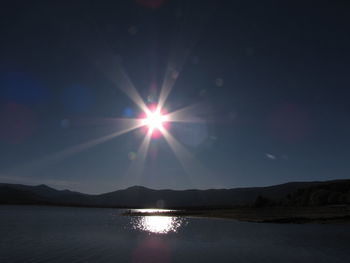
[128,151,137,161]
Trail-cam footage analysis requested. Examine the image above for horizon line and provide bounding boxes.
[1,178,348,196]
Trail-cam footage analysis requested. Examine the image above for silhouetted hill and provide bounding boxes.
[0,185,46,205]
[93,181,319,207]
[1,180,349,208]
[0,183,92,206]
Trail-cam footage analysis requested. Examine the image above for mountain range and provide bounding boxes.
[1,180,349,208]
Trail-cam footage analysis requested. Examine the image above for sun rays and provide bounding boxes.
[124,94,206,186]
[115,85,208,188]
[9,59,207,187]
[7,2,213,186]
[9,119,143,176]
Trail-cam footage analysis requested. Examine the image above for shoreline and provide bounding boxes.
[122,206,350,224]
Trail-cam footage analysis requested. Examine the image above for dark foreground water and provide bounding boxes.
[0,206,350,263]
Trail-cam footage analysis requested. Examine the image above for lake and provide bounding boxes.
[0,205,349,263]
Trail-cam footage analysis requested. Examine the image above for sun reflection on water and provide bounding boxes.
[130,210,185,234]
[132,209,174,213]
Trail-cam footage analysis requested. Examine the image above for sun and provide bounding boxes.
[142,110,166,130]
[140,105,169,135]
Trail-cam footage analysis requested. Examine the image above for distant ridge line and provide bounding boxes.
[1,179,349,208]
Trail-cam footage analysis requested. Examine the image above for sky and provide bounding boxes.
[0,0,350,194]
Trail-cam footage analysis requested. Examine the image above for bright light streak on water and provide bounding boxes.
[130,209,185,234]
[131,215,184,234]
[132,209,175,213]
[1,206,350,263]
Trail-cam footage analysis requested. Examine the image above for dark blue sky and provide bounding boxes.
[0,0,349,193]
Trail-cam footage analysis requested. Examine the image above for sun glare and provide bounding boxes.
[132,215,184,234]
[143,111,165,129]
[140,105,169,136]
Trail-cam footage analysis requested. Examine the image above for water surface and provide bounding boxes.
[0,205,349,263]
